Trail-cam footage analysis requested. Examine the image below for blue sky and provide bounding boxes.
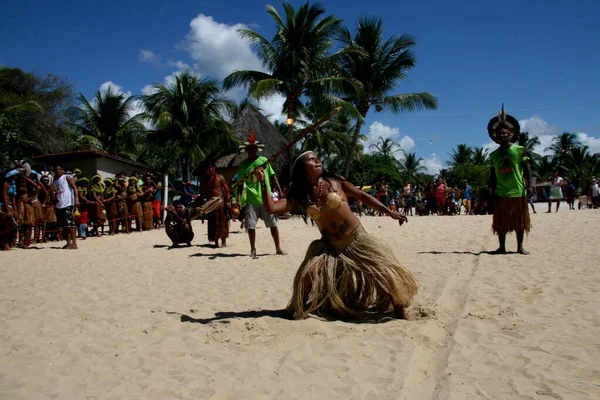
[2,0,600,173]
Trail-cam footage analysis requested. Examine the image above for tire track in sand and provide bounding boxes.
[398,249,483,400]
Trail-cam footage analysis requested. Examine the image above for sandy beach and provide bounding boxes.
[1,209,599,399]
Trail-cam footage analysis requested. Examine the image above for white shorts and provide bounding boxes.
[244,204,277,229]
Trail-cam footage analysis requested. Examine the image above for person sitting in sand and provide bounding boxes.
[164,200,202,248]
[488,107,532,254]
[255,151,418,320]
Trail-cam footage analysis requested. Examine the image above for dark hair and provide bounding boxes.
[173,200,182,206]
[288,152,346,213]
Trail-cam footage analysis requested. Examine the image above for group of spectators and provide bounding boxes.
[345,173,600,219]
[1,163,167,251]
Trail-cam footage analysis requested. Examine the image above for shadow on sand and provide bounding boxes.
[189,252,269,259]
[166,309,406,325]
[166,309,291,324]
[417,250,523,255]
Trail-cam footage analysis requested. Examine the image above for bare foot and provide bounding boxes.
[69,244,78,250]
[517,248,530,255]
[276,248,286,255]
[251,249,258,259]
[492,247,507,254]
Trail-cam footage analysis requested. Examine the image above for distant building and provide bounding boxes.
[32,150,152,178]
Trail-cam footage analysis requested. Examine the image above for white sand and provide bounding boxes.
[1,210,599,399]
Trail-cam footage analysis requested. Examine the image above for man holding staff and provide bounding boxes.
[236,131,285,259]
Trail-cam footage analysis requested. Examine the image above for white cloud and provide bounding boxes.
[519,115,560,156]
[482,141,497,155]
[257,94,286,123]
[422,153,443,175]
[516,115,600,156]
[168,60,191,71]
[98,81,130,98]
[95,81,146,122]
[576,132,600,155]
[363,121,415,156]
[181,14,265,80]
[141,84,157,96]
[139,49,160,63]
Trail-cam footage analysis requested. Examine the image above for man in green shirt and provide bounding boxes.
[488,107,532,254]
[237,132,284,259]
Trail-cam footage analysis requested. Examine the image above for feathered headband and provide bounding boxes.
[487,104,520,144]
[40,171,53,184]
[239,131,264,152]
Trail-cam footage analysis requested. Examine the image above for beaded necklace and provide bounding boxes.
[307,178,323,206]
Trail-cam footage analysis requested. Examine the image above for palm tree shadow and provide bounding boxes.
[166,309,291,324]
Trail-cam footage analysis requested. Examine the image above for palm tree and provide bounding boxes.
[563,146,595,187]
[472,147,489,166]
[70,87,145,156]
[398,150,425,181]
[545,132,581,167]
[142,72,236,181]
[337,16,437,176]
[533,155,559,181]
[223,2,348,177]
[369,137,402,165]
[517,131,540,156]
[298,102,356,167]
[447,144,474,167]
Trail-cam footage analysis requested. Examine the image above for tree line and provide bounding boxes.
[3,1,597,190]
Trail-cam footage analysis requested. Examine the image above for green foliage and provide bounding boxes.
[142,72,237,180]
[0,66,75,169]
[445,165,491,188]
[68,87,145,156]
[337,16,437,175]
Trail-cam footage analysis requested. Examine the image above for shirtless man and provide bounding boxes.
[202,164,230,248]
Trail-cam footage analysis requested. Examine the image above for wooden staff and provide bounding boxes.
[231,106,342,192]
[192,107,342,218]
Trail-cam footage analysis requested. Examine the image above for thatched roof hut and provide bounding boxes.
[215,105,289,181]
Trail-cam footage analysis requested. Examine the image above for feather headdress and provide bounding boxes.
[487,104,520,144]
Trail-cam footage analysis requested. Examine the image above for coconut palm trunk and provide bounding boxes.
[344,119,363,177]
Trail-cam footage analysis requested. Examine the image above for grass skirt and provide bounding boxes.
[207,203,228,242]
[118,200,128,220]
[32,201,44,224]
[16,202,35,227]
[492,196,531,234]
[44,205,57,223]
[142,202,153,229]
[287,225,418,320]
[128,201,143,219]
[106,203,118,219]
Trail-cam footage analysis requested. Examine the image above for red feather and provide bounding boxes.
[248,131,256,143]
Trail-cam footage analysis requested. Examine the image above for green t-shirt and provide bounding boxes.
[237,156,276,206]
[490,145,530,198]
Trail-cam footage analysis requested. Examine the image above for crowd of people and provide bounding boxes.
[2,110,599,322]
[1,164,165,250]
